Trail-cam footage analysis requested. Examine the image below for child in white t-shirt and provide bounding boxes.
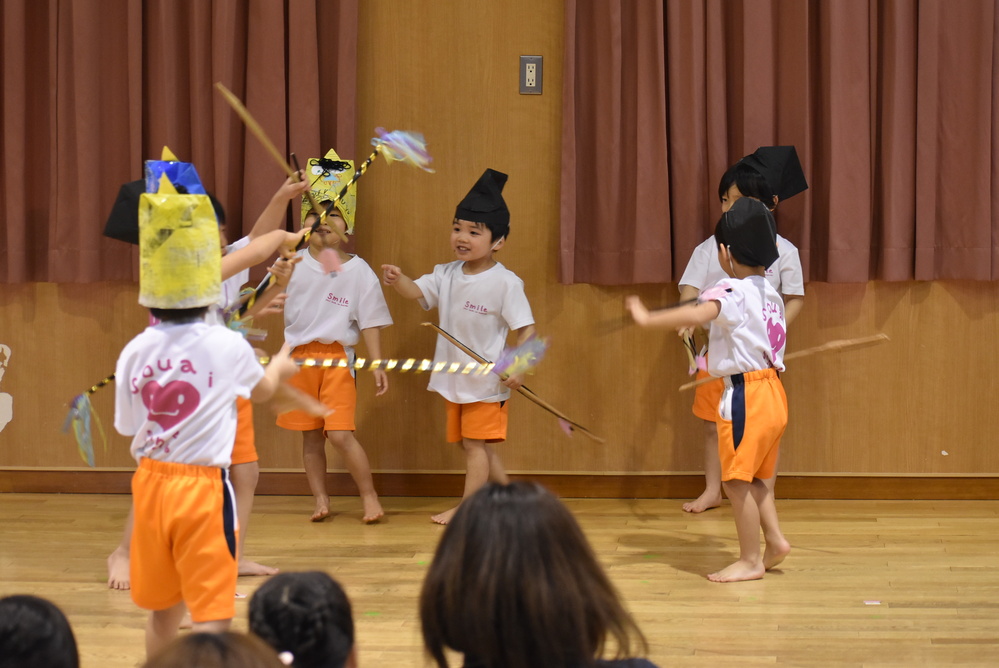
[628,197,790,582]
[382,169,536,525]
[276,149,393,523]
[677,146,806,514]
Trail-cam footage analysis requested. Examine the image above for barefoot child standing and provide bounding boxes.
[627,197,790,582]
[276,149,392,523]
[382,168,536,525]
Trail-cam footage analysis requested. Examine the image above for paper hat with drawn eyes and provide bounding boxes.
[138,148,221,309]
[302,148,356,234]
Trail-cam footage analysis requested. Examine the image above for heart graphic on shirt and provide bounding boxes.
[140,380,200,431]
[767,320,786,356]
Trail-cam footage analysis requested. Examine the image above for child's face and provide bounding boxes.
[451,218,503,262]
[304,208,346,250]
[720,183,747,213]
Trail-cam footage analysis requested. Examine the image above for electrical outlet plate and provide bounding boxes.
[519,55,543,95]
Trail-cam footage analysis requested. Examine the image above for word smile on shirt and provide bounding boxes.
[463,300,489,315]
[326,293,350,307]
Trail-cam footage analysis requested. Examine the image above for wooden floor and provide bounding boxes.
[2,494,999,667]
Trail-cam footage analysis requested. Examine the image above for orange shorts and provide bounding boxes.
[275,342,356,432]
[445,399,508,443]
[716,368,787,482]
[692,369,723,422]
[230,397,257,465]
[130,458,238,623]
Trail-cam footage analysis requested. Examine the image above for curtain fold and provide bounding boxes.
[560,0,999,284]
[0,0,358,283]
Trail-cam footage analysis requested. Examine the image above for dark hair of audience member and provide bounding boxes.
[0,595,79,668]
[249,571,355,668]
[419,481,648,668]
[142,631,284,668]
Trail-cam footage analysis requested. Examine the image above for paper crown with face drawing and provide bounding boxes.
[302,148,356,234]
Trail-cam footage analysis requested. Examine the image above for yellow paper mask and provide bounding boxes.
[302,148,356,234]
[138,173,221,309]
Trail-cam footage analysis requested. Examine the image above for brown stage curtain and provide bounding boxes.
[560,0,999,284]
[0,0,357,283]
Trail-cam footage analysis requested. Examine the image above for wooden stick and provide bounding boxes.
[214,82,348,245]
[678,333,891,392]
[422,323,606,443]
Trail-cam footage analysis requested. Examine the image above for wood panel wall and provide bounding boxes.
[1,1,997,491]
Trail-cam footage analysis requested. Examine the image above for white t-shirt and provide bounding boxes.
[114,321,265,468]
[283,249,393,353]
[206,236,251,327]
[414,261,535,403]
[679,234,804,296]
[702,275,786,377]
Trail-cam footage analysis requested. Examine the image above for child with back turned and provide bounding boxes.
[627,197,790,582]
[382,168,536,525]
[113,171,299,656]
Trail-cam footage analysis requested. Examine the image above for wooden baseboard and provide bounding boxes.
[1,470,998,499]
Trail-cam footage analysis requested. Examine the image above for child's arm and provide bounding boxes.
[246,173,309,240]
[499,324,537,391]
[250,343,298,403]
[240,254,301,320]
[784,294,804,325]
[360,327,389,396]
[221,228,306,280]
[625,295,719,330]
[676,284,701,339]
[381,265,425,301]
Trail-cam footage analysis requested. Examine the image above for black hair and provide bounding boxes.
[149,307,209,324]
[0,595,79,668]
[717,161,777,211]
[249,571,355,668]
[420,482,647,668]
[453,217,509,244]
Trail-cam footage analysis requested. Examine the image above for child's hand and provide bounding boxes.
[268,255,301,288]
[268,343,299,383]
[678,326,695,339]
[256,293,287,318]
[381,264,402,285]
[625,295,650,326]
[275,172,309,202]
[501,373,525,391]
[372,369,388,396]
[278,229,308,257]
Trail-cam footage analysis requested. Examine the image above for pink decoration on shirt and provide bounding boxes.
[317,249,342,275]
[768,320,786,357]
[698,285,731,303]
[140,380,200,431]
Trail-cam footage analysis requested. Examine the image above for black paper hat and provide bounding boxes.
[715,197,779,269]
[739,146,808,202]
[455,168,509,228]
[104,179,225,245]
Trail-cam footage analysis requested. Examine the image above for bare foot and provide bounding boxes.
[431,506,459,525]
[707,559,765,583]
[311,497,331,522]
[764,538,791,570]
[107,546,130,590]
[239,559,279,577]
[682,489,723,514]
[362,494,384,524]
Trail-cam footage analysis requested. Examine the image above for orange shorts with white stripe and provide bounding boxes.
[691,369,723,422]
[230,397,257,465]
[716,368,787,483]
[275,341,357,432]
[129,457,238,623]
[445,399,509,443]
